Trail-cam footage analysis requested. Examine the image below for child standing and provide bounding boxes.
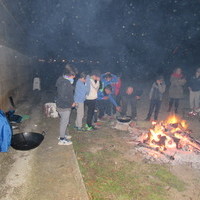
[74,72,88,131]
[145,76,166,121]
[85,70,101,131]
[188,68,200,112]
[56,65,76,145]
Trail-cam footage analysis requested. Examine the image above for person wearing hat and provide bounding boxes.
[188,68,200,111]
[145,76,166,121]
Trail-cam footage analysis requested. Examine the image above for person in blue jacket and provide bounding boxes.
[100,72,118,116]
[74,72,89,131]
[96,85,120,120]
[100,72,118,91]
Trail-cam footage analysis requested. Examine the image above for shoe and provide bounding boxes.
[145,117,150,121]
[58,135,72,140]
[58,138,72,145]
[77,127,86,131]
[85,124,96,131]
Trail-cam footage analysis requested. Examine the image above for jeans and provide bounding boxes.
[146,99,162,120]
[190,90,200,110]
[58,109,71,138]
[85,99,96,127]
[75,103,84,128]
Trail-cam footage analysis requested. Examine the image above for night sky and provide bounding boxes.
[2,0,200,77]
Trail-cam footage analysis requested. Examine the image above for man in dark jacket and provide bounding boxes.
[56,64,76,145]
[188,68,200,111]
[120,83,142,121]
[145,76,166,121]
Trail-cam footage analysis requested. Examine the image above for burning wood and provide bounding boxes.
[139,115,200,153]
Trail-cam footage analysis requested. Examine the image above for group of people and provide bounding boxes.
[55,64,141,145]
[55,64,200,145]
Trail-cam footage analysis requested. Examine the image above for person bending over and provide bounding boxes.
[96,85,120,121]
[120,84,142,121]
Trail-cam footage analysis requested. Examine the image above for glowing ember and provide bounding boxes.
[140,115,200,152]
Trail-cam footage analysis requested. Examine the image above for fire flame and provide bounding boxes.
[140,115,200,152]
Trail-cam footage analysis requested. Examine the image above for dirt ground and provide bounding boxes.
[0,84,200,200]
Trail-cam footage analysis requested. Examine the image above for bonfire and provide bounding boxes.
[139,115,200,158]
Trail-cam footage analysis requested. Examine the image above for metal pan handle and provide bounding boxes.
[42,131,47,136]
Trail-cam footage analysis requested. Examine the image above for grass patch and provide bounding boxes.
[73,127,185,200]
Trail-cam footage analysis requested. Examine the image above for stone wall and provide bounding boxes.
[0,45,32,110]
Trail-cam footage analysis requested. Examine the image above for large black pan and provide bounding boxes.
[116,116,132,123]
[11,132,46,151]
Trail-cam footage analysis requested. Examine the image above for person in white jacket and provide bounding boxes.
[33,74,41,91]
[84,70,101,131]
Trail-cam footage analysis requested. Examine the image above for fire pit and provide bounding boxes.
[113,115,200,168]
[139,115,200,152]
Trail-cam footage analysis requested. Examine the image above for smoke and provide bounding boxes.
[3,0,200,76]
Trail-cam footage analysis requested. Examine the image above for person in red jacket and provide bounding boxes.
[114,75,122,105]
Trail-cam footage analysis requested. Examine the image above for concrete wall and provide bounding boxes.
[0,2,34,110]
[0,45,32,110]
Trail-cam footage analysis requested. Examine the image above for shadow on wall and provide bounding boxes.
[0,45,33,110]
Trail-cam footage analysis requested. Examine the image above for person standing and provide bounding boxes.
[168,68,186,113]
[145,76,166,121]
[74,72,88,131]
[33,73,41,91]
[85,70,100,131]
[56,65,76,145]
[188,68,200,111]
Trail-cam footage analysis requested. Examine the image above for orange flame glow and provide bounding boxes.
[140,115,199,152]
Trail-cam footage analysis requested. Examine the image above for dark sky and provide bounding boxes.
[2,0,200,75]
